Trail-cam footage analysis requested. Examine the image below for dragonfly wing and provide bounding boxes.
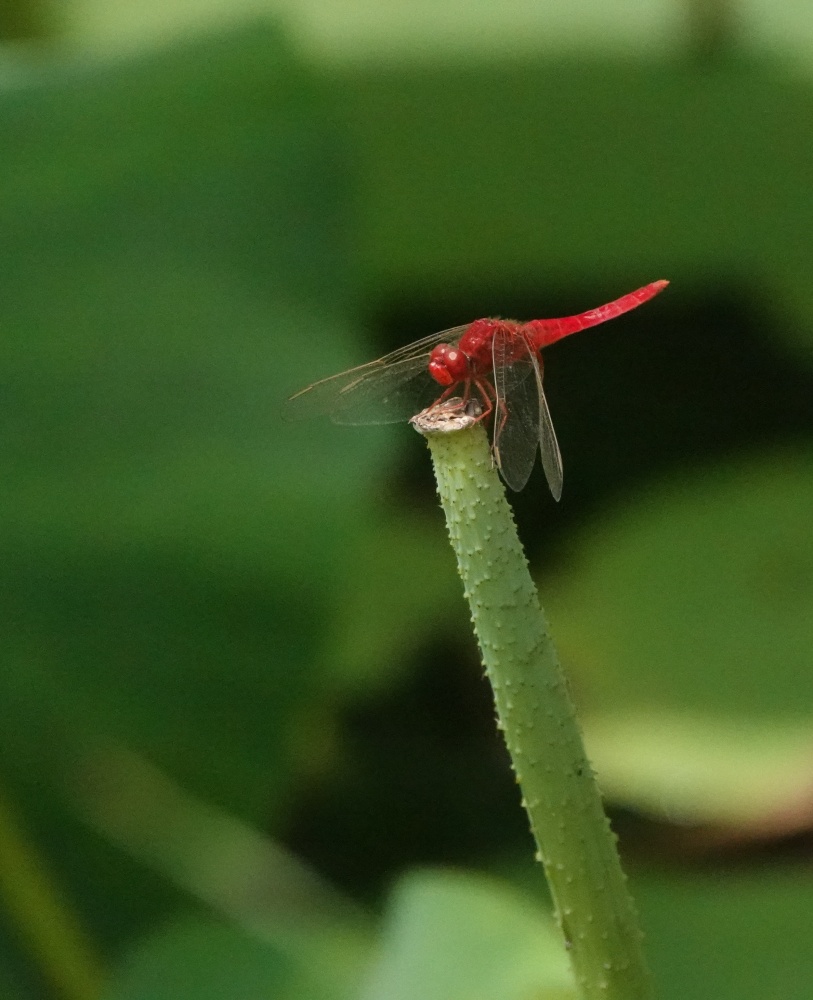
[285,325,470,425]
[307,354,438,426]
[490,330,541,492]
[530,353,563,501]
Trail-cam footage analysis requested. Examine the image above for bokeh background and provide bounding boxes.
[2,1,813,998]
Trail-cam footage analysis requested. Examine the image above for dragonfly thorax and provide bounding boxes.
[428,343,472,386]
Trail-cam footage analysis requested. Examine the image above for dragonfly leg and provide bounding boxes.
[432,383,470,412]
[472,377,495,424]
[451,377,494,423]
[433,379,490,417]
[417,378,494,423]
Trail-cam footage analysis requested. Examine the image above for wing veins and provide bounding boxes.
[286,324,471,420]
[528,349,563,501]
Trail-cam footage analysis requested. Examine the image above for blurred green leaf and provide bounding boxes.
[635,867,813,1000]
[541,449,813,825]
[331,512,461,694]
[0,23,376,817]
[0,0,50,40]
[337,55,813,365]
[582,711,813,828]
[0,21,405,978]
[0,961,37,1000]
[544,448,813,717]
[65,0,813,69]
[74,748,369,936]
[104,914,372,1000]
[103,918,305,1000]
[362,870,574,1000]
[65,0,679,62]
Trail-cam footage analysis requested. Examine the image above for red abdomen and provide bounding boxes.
[525,280,668,348]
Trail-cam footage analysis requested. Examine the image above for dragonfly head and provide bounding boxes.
[428,343,470,387]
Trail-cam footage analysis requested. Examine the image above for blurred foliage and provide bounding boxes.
[0,20,392,994]
[336,52,813,368]
[547,449,813,717]
[362,871,574,1000]
[2,2,813,999]
[635,867,813,1000]
[0,24,355,827]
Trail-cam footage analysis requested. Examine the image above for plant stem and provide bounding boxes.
[414,412,652,1000]
[0,788,104,1000]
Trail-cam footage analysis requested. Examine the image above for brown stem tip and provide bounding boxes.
[410,397,483,435]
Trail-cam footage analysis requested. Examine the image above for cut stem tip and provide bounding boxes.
[411,397,483,436]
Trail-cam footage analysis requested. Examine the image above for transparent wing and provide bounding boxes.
[285,324,470,426]
[491,332,563,498]
[530,353,563,501]
[490,330,541,492]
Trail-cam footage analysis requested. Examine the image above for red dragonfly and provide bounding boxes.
[287,280,668,500]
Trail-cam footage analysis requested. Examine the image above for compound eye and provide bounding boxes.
[428,343,470,386]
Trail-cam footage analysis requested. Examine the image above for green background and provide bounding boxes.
[1,2,813,998]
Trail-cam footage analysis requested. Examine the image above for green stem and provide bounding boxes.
[415,414,652,1000]
[0,788,104,1000]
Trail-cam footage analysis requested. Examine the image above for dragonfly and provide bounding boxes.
[286,280,668,500]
